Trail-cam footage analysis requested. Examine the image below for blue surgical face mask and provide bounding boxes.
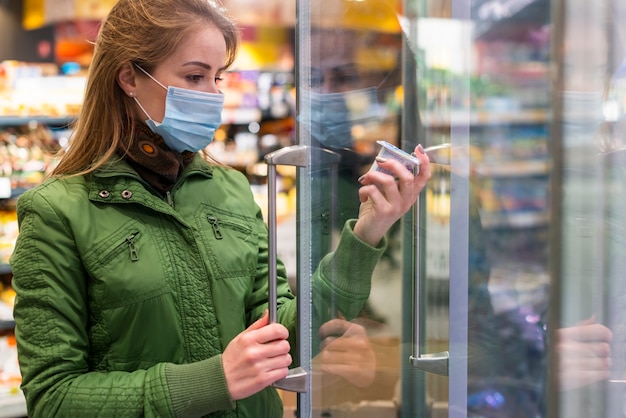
[301,87,383,149]
[133,64,224,153]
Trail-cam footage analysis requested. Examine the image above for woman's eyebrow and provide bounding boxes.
[182,61,212,69]
[182,61,227,73]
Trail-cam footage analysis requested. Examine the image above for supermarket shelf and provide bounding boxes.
[481,210,549,228]
[0,393,26,418]
[0,108,263,127]
[0,265,11,275]
[0,188,30,204]
[475,159,549,177]
[221,108,262,125]
[0,109,265,126]
[0,320,15,334]
[0,117,75,127]
[422,109,549,128]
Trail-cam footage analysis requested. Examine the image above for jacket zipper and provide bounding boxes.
[165,191,174,207]
[207,215,253,240]
[126,233,140,261]
[207,216,224,240]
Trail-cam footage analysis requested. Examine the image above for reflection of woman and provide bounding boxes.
[317,318,377,388]
[9,1,431,417]
[556,318,612,391]
[307,28,402,226]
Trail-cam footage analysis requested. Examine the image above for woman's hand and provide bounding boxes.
[317,318,377,388]
[556,317,613,391]
[222,310,292,400]
[354,144,431,246]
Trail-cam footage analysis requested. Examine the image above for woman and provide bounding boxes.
[9,0,431,417]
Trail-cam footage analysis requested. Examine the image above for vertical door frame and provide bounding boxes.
[547,0,565,415]
[295,0,313,416]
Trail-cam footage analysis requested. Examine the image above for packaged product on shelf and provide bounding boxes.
[0,285,19,396]
[0,211,18,266]
[0,60,86,118]
[0,124,61,193]
[0,334,22,406]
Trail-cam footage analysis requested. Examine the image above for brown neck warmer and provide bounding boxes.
[118,124,195,194]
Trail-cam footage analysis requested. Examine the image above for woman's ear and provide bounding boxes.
[117,62,136,96]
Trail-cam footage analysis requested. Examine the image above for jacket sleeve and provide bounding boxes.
[11,189,231,418]
[310,219,387,322]
[246,210,386,362]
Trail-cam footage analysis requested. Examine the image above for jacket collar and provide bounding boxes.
[92,153,214,182]
[87,154,214,210]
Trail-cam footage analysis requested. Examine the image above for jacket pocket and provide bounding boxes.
[199,204,259,280]
[99,231,141,265]
[83,219,170,309]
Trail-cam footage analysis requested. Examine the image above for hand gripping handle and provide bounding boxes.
[265,145,310,392]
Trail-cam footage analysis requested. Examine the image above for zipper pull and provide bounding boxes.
[165,191,174,207]
[126,234,139,261]
[207,216,223,240]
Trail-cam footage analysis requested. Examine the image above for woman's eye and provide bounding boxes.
[215,76,224,84]
[187,74,204,82]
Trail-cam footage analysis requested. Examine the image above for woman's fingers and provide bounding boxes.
[354,144,431,246]
[222,317,292,400]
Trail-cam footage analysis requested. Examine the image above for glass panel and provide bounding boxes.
[555,0,626,416]
[466,3,551,416]
[297,0,626,416]
[299,0,553,417]
[403,0,551,416]
[400,4,454,417]
[298,1,409,417]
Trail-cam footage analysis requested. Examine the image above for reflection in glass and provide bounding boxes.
[304,1,407,417]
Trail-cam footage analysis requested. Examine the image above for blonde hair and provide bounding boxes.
[52,0,240,177]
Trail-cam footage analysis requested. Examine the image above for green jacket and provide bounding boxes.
[10,154,385,418]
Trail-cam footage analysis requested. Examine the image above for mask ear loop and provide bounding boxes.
[362,66,400,122]
[131,63,167,121]
[375,66,400,90]
[133,62,168,90]
[132,95,154,121]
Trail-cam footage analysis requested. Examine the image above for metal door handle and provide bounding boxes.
[265,145,310,392]
[409,145,451,376]
[423,143,451,165]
